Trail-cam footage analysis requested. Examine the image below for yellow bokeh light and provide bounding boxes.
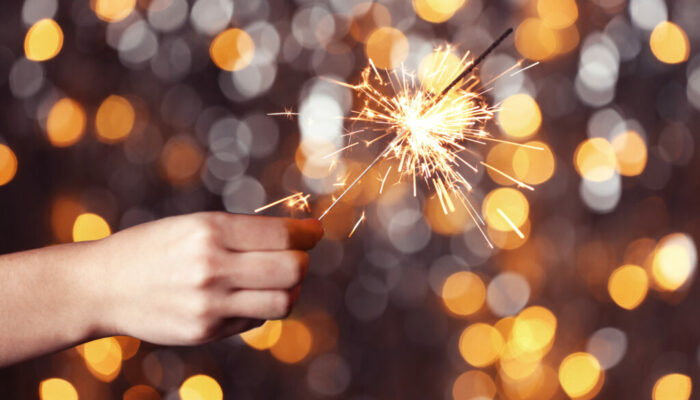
[650,22,690,65]
[179,375,223,400]
[482,187,529,232]
[653,373,693,400]
[512,141,556,185]
[558,352,602,398]
[240,320,283,350]
[611,131,647,176]
[452,370,497,400]
[458,323,504,367]
[39,378,78,400]
[73,213,111,242]
[441,271,486,316]
[96,95,135,143]
[114,336,140,360]
[270,319,313,364]
[424,191,474,235]
[511,306,557,353]
[497,93,542,139]
[210,28,255,71]
[92,0,136,23]
[412,0,465,24]
[574,137,617,182]
[651,234,696,291]
[607,264,649,310]
[537,0,578,30]
[515,18,558,61]
[25,19,63,62]
[46,98,86,147]
[123,384,160,400]
[0,144,18,186]
[419,50,462,93]
[365,27,409,69]
[81,337,123,382]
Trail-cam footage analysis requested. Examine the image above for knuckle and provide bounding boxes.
[285,251,309,285]
[191,213,221,245]
[187,319,218,344]
[270,291,291,319]
[190,293,216,320]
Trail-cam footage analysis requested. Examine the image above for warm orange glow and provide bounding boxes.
[73,213,111,242]
[441,271,486,316]
[365,27,409,69]
[92,0,136,23]
[96,95,135,143]
[497,93,542,139]
[652,373,693,400]
[574,138,617,182]
[46,98,86,147]
[483,188,529,232]
[270,319,313,364]
[114,336,141,360]
[558,352,602,398]
[179,374,223,400]
[608,264,648,310]
[512,141,555,185]
[412,0,466,24]
[160,136,204,186]
[240,320,283,350]
[210,28,255,71]
[511,306,557,353]
[515,18,558,61]
[39,378,78,400]
[452,370,497,400]
[80,337,123,382]
[419,50,462,93]
[458,323,504,367]
[0,144,18,186]
[650,22,690,65]
[123,384,161,400]
[537,0,578,30]
[612,131,647,176]
[25,19,63,62]
[424,191,474,235]
[651,233,696,291]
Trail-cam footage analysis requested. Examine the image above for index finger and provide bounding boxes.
[216,214,324,251]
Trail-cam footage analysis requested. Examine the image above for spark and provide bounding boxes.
[348,211,366,238]
[497,208,525,239]
[254,192,310,213]
[267,107,297,119]
[511,61,540,77]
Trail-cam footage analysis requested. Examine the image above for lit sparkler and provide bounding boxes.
[254,192,310,213]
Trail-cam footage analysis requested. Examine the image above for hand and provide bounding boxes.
[86,212,324,345]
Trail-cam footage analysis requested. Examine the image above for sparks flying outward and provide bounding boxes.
[260,28,540,244]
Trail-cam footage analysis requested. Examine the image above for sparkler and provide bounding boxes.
[260,28,539,243]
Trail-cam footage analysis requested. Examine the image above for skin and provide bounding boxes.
[0,212,324,367]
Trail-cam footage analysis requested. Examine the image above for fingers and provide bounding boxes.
[214,214,324,251]
[223,250,309,289]
[219,286,301,320]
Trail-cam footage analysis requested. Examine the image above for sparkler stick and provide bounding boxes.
[317,28,514,221]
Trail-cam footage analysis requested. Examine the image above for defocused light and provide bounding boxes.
[486,272,531,317]
[586,327,627,369]
[652,373,692,400]
[270,319,313,364]
[160,135,204,186]
[651,233,697,291]
[497,93,542,139]
[607,264,648,310]
[365,27,409,69]
[240,320,283,350]
[512,141,555,185]
[96,95,135,143]
[611,130,647,176]
[73,213,111,242]
[81,337,123,382]
[412,0,465,24]
[511,306,557,353]
[458,323,504,367]
[46,98,86,147]
[92,0,136,23]
[39,378,78,400]
[558,352,602,398]
[452,370,497,400]
[424,191,474,235]
[574,137,617,182]
[441,271,485,316]
[210,28,255,71]
[114,336,140,360]
[419,49,461,93]
[537,0,578,30]
[123,384,160,400]
[0,144,18,186]
[24,19,63,62]
[482,188,529,232]
[649,22,690,64]
[179,375,223,400]
[515,18,558,61]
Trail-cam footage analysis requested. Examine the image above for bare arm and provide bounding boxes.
[0,212,324,367]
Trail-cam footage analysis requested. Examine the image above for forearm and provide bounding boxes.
[0,242,108,366]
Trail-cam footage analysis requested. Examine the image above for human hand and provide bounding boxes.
[85,212,323,345]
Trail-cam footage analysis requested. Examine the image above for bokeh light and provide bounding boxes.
[441,271,485,316]
[80,337,123,382]
[72,213,111,242]
[46,98,86,147]
[179,374,223,400]
[652,373,692,400]
[558,352,602,398]
[607,264,649,310]
[96,95,135,143]
[0,144,18,186]
[39,378,78,400]
[364,27,409,69]
[651,233,697,292]
[240,320,283,350]
[92,0,136,23]
[497,93,542,139]
[649,22,690,65]
[210,28,255,71]
[270,319,313,364]
[458,323,504,367]
[482,188,529,232]
[412,0,465,24]
[24,19,63,62]
[574,138,617,182]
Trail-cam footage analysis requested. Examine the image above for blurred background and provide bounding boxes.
[0,0,698,399]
